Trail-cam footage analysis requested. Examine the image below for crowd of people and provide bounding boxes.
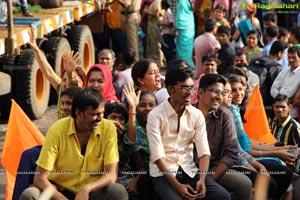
[9,0,300,200]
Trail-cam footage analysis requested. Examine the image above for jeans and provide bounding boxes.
[151,167,230,200]
[217,169,253,200]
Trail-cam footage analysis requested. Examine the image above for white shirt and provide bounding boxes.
[147,100,210,177]
[271,66,300,118]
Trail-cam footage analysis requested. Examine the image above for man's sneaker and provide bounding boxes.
[22,11,34,17]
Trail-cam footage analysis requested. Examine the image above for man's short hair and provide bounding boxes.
[165,66,194,87]
[235,62,249,69]
[235,50,248,58]
[217,25,230,36]
[265,25,279,38]
[273,94,291,105]
[122,48,136,65]
[202,54,218,63]
[166,58,190,71]
[199,74,226,89]
[288,46,300,57]
[71,88,104,118]
[97,49,116,61]
[269,40,288,55]
[61,87,83,99]
[204,18,216,32]
[104,102,129,122]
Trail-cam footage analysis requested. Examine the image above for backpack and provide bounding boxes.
[249,56,282,108]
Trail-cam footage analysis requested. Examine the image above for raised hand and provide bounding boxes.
[123,83,141,108]
[63,51,81,74]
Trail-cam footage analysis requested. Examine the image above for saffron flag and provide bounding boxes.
[0,100,44,200]
[244,85,276,144]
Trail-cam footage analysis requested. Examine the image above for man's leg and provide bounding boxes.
[89,183,128,200]
[204,175,231,200]
[19,0,33,16]
[122,14,140,61]
[217,169,253,200]
[19,0,28,13]
[152,176,183,200]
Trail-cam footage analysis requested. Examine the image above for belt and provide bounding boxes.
[121,10,138,15]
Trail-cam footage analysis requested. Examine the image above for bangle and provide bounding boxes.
[128,112,136,115]
[259,150,263,157]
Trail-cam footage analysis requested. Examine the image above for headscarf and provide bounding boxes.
[83,64,119,102]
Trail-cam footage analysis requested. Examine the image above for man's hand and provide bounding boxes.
[195,178,206,199]
[174,182,198,200]
[276,149,296,163]
[127,177,139,193]
[75,186,90,200]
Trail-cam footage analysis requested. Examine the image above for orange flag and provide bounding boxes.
[0,100,44,200]
[244,85,277,144]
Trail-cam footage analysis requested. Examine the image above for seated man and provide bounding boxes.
[20,88,128,200]
[271,94,300,146]
[13,87,83,200]
[197,74,253,199]
[147,66,230,200]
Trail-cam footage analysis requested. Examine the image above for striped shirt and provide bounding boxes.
[271,115,300,146]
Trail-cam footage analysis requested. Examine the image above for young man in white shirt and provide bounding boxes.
[147,66,230,200]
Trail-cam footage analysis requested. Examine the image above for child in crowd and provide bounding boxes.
[215,25,235,74]
[212,4,230,28]
[122,84,160,200]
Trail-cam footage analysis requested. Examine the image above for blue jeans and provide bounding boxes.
[151,167,230,200]
[13,0,28,13]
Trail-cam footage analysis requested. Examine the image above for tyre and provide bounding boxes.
[0,54,17,119]
[42,37,71,104]
[67,25,95,72]
[14,49,50,119]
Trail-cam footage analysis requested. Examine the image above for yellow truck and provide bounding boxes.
[0,0,100,119]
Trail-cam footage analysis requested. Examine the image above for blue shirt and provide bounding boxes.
[229,104,252,152]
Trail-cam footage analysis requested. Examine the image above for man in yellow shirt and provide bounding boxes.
[21,88,128,200]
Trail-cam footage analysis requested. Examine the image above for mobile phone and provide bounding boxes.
[274,142,284,147]
[288,148,300,158]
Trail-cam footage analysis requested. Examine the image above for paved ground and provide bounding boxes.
[0,105,57,200]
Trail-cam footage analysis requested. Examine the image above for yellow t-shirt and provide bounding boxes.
[36,117,119,193]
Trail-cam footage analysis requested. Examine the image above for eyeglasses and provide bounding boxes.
[88,79,104,84]
[173,85,195,92]
[204,88,227,96]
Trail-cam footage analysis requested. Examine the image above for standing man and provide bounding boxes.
[197,74,253,199]
[193,18,220,78]
[147,66,230,200]
[21,88,128,200]
[271,46,300,120]
[119,0,141,60]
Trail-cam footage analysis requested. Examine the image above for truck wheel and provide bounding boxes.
[0,54,17,119]
[14,49,50,119]
[42,37,71,104]
[67,25,95,72]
